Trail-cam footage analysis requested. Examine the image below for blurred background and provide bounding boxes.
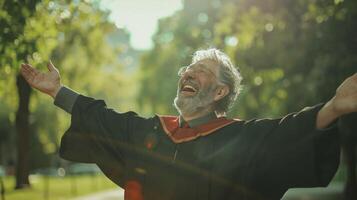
[0,0,356,199]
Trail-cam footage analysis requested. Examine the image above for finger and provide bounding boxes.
[21,64,34,78]
[20,63,27,71]
[22,63,34,73]
[21,63,29,71]
[20,65,33,82]
[47,60,56,72]
[23,63,39,77]
[21,63,31,75]
[24,63,40,76]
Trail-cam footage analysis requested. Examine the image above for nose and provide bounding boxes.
[181,69,195,80]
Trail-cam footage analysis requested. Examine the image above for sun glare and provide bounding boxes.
[100,0,183,50]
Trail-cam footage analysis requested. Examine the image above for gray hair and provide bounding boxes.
[192,48,242,114]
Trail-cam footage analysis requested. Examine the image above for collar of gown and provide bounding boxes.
[157,113,240,143]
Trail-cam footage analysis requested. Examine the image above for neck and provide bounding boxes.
[181,107,221,122]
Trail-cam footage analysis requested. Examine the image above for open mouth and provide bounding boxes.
[180,84,198,95]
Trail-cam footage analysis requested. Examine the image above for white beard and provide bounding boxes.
[174,84,217,116]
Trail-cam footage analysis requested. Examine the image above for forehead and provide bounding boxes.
[191,59,219,71]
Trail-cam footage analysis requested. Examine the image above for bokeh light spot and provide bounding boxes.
[254,76,263,86]
[224,36,238,47]
[265,23,274,32]
[197,12,208,24]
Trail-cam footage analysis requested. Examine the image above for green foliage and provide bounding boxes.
[0,0,126,171]
[1,0,356,177]
[137,0,357,119]
[138,0,223,115]
[33,0,128,166]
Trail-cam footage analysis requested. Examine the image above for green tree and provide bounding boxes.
[0,0,48,189]
[138,0,357,118]
[138,1,357,198]
[0,0,123,189]
[138,0,223,115]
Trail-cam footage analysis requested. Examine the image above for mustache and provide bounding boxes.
[180,79,199,89]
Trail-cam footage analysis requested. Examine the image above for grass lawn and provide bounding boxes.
[1,174,117,200]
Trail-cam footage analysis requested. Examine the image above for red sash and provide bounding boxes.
[158,115,239,143]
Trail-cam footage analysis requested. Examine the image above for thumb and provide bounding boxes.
[47,60,57,72]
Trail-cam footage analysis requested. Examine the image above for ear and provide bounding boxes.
[214,85,230,101]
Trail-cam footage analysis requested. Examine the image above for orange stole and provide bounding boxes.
[158,115,239,143]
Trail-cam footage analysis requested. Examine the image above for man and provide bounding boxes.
[21,48,357,200]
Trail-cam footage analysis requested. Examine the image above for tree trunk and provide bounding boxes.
[15,73,32,189]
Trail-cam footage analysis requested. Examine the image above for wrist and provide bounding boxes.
[329,96,347,117]
[316,98,340,129]
[49,84,63,99]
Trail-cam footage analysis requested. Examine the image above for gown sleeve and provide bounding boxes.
[59,95,155,186]
[244,103,340,192]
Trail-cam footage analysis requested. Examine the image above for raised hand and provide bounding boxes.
[20,61,62,98]
[332,73,357,115]
[317,73,357,129]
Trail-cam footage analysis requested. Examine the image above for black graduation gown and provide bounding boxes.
[59,95,340,200]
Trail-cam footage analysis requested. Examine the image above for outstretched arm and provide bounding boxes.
[20,62,79,113]
[317,73,357,129]
[20,61,62,99]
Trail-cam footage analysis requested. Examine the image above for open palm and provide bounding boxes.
[20,62,61,97]
[333,73,357,115]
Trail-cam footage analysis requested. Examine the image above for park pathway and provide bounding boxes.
[71,182,343,200]
[71,188,124,200]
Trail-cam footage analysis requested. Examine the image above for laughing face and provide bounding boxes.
[174,59,223,116]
